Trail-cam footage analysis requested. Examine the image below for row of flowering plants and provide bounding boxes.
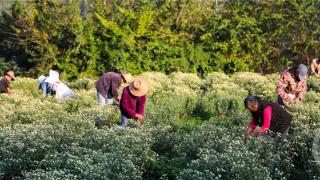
[0,73,319,179]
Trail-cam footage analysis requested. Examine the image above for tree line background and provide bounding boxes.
[0,0,320,79]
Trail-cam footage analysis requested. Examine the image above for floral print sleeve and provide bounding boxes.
[276,71,291,103]
[297,79,307,101]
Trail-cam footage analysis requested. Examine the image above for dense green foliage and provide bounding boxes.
[0,72,319,179]
[1,0,320,78]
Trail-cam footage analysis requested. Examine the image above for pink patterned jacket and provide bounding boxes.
[276,68,307,106]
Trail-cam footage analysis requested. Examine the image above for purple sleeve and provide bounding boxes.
[138,95,147,115]
[259,106,272,133]
[111,77,121,97]
[121,88,136,117]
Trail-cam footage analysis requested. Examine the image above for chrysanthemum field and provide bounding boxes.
[1,72,320,179]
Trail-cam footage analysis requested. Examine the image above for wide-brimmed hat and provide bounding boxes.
[296,64,308,81]
[129,76,149,97]
[5,71,15,80]
[121,73,133,83]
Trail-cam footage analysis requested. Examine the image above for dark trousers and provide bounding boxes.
[277,95,293,134]
[277,95,290,112]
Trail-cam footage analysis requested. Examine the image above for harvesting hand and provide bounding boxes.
[286,94,296,104]
[288,93,295,100]
[254,130,264,137]
[246,128,253,137]
[115,96,121,101]
[6,88,13,94]
[137,118,143,126]
[135,114,144,120]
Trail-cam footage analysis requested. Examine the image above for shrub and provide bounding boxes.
[177,126,294,179]
[25,145,144,179]
[232,72,277,101]
[199,92,247,124]
[308,76,320,93]
[11,78,41,97]
[146,91,198,125]
[67,78,94,90]
[0,123,90,178]
[0,72,319,179]
[201,72,234,92]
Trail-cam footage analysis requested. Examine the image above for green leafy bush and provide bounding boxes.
[232,72,277,101]
[67,79,94,90]
[0,72,319,179]
[308,77,320,93]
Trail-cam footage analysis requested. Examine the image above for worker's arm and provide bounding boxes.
[276,75,293,104]
[257,106,272,136]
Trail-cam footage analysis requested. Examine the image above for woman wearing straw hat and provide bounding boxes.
[120,76,149,127]
[0,70,15,94]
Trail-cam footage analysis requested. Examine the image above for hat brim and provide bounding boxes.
[129,85,148,97]
[122,73,133,84]
[6,74,15,81]
[129,77,149,97]
[299,74,306,81]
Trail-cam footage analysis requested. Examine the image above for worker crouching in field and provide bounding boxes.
[41,70,76,101]
[95,72,129,106]
[38,75,54,96]
[52,81,77,101]
[244,95,292,143]
[0,71,15,94]
[276,64,308,109]
[120,77,148,128]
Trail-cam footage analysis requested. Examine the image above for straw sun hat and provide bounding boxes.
[5,71,15,80]
[121,73,133,83]
[129,76,149,97]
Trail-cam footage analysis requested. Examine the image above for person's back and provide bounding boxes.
[54,82,76,101]
[95,72,124,105]
[96,72,121,93]
[257,99,291,135]
[0,77,9,93]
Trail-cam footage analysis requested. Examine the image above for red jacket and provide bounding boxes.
[120,86,147,118]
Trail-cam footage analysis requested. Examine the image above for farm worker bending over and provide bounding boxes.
[276,64,308,108]
[38,75,54,96]
[0,71,15,94]
[52,82,76,101]
[120,77,148,128]
[311,58,320,77]
[95,72,129,105]
[45,70,76,101]
[245,95,292,142]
